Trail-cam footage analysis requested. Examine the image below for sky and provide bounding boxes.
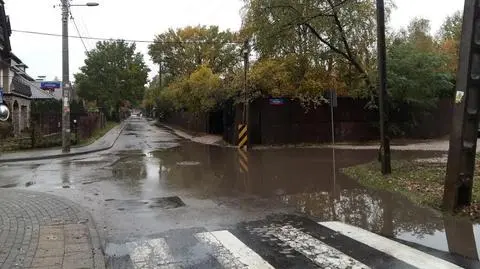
[4,0,465,83]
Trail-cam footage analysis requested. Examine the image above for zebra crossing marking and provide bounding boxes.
[106,221,468,269]
[106,238,180,269]
[195,230,275,269]
[258,224,370,269]
[320,221,463,269]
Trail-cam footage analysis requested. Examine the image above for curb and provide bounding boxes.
[0,122,126,163]
[156,122,226,147]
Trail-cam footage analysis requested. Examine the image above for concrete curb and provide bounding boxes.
[0,122,126,163]
[156,122,226,147]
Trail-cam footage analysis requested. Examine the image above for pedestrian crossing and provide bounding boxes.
[106,218,465,269]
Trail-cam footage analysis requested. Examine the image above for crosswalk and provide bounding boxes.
[106,218,466,269]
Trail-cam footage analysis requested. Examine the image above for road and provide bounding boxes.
[0,117,478,268]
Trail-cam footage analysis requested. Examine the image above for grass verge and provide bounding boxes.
[341,159,480,221]
[77,121,119,146]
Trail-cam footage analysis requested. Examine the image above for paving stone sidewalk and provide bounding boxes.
[0,189,105,269]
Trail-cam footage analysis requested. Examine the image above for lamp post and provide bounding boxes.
[61,0,98,153]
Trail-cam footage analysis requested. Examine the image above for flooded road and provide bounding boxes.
[1,117,479,268]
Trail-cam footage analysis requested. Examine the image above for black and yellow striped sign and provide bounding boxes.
[238,124,248,149]
[238,147,249,173]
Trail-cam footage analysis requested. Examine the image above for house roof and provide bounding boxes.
[31,86,54,100]
[11,74,32,97]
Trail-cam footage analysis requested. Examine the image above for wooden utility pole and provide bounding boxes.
[61,0,71,153]
[243,39,251,149]
[444,0,480,211]
[376,0,391,174]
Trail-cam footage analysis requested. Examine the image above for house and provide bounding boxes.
[0,1,44,136]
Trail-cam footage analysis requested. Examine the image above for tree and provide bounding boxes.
[242,0,394,98]
[75,40,149,120]
[148,26,240,78]
[437,11,463,76]
[163,65,224,113]
[438,11,462,42]
[387,18,455,134]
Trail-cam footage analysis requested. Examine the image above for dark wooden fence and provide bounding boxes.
[163,110,224,135]
[162,97,454,146]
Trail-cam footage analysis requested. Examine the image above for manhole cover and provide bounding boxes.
[148,196,185,209]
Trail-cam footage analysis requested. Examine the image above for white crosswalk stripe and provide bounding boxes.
[106,221,468,269]
[266,224,370,269]
[195,230,275,269]
[107,238,180,269]
[320,221,463,269]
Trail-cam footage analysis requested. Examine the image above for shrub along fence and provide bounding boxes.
[0,111,107,152]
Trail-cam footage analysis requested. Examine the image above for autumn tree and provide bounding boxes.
[75,40,149,120]
[242,0,394,98]
[437,11,463,76]
[148,25,240,79]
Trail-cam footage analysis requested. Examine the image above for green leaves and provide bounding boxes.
[164,66,224,113]
[75,40,150,118]
[148,26,240,77]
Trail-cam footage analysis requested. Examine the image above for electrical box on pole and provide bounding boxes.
[444,0,480,211]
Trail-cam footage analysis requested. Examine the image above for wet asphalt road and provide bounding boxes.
[2,117,480,268]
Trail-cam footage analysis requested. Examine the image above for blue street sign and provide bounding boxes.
[0,88,4,103]
[269,98,285,106]
[40,82,61,89]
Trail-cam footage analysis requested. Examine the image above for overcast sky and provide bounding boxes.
[5,0,464,83]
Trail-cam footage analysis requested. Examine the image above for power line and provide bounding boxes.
[69,9,88,53]
[12,29,155,43]
[11,29,245,45]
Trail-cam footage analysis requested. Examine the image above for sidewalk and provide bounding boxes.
[0,189,105,269]
[158,122,224,146]
[326,138,480,152]
[156,121,477,152]
[0,122,125,163]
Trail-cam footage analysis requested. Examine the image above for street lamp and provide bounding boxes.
[61,0,99,153]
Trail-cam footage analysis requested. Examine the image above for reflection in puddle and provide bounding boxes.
[101,142,480,260]
[177,161,201,166]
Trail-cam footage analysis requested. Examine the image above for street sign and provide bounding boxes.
[0,88,3,103]
[269,98,285,105]
[40,81,61,89]
[325,89,338,107]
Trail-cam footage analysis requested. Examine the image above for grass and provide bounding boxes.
[341,158,480,221]
[76,121,119,146]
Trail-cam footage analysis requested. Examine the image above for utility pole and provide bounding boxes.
[376,0,391,174]
[243,39,250,148]
[158,54,163,88]
[444,0,480,211]
[61,0,71,153]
